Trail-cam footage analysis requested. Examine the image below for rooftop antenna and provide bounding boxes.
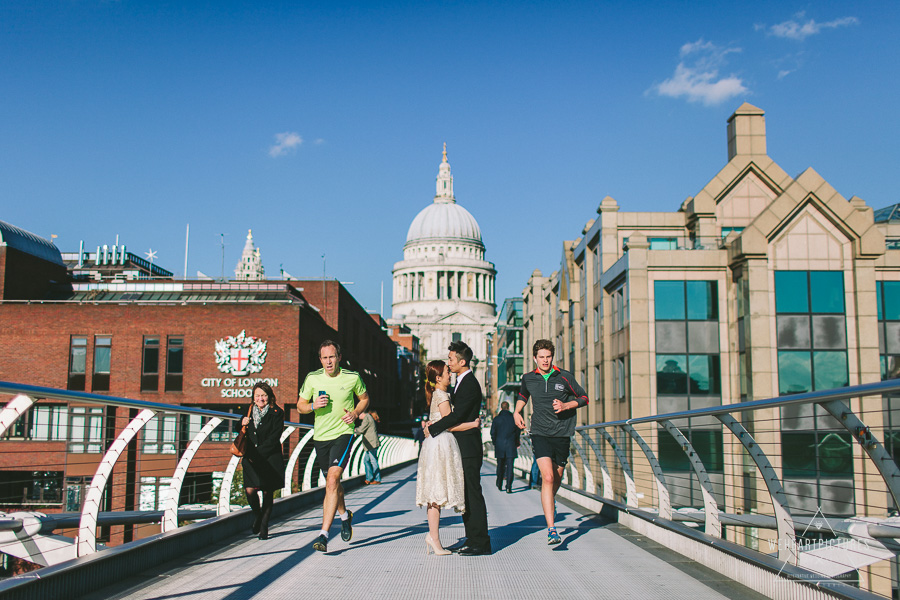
[145,248,157,277]
[220,233,228,281]
[184,224,190,279]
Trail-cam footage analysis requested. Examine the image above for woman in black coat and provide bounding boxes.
[241,382,284,540]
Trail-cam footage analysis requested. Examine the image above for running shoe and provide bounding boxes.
[313,534,328,552]
[547,528,561,545]
[341,510,353,542]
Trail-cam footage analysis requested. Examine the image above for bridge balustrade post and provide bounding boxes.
[621,424,671,520]
[597,428,638,507]
[577,430,613,499]
[283,428,315,496]
[716,413,796,564]
[570,437,594,493]
[659,420,721,537]
[162,417,223,532]
[78,408,156,556]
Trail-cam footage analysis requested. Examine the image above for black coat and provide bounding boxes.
[428,372,483,459]
[242,404,285,491]
[490,410,519,459]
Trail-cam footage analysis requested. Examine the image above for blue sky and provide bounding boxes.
[2,1,897,314]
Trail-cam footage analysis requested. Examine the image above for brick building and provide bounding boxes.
[0,221,408,547]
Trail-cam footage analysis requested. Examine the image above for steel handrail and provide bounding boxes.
[575,378,900,430]
[0,380,311,428]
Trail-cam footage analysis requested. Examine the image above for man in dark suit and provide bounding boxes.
[425,340,491,555]
[490,401,519,493]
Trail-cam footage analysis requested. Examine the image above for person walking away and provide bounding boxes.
[357,409,382,484]
[241,382,285,540]
[416,360,481,555]
[490,401,519,493]
[425,340,491,555]
[514,339,589,545]
[297,340,369,553]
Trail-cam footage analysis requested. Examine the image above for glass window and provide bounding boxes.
[692,429,723,472]
[810,271,844,314]
[813,351,849,390]
[166,337,184,392]
[883,282,900,321]
[656,355,687,394]
[775,271,809,313]
[142,336,160,392]
[143,414,177,454]
[657,431,691,471]
[31,405,68,441]
[92,336,111,392]
[68,407,104,453]
[139,476,174,511]
[649,238,678,250]
[686,281,717,320]
[68,336,87,391]
[593,306,600,342]
[782,432,817,477]
[655,282,685,320]
[688,355,720,394]
[778,351,812,395]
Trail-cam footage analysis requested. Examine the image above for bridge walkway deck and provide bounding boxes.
[86,464,768,600]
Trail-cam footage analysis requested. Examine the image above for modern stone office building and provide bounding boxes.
[522,104,900,589]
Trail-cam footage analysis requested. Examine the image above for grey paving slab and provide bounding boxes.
[84,464,768,600]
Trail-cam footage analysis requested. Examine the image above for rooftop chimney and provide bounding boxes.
[727,102,766,160]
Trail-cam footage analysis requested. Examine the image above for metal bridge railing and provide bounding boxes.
[529,378,900,598]
[0,381,417,572]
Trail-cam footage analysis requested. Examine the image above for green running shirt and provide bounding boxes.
[299,368,367,441]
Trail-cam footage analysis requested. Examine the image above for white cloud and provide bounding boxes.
[652,39,748,106]
[269,132,303,157]
[765,13,859,40]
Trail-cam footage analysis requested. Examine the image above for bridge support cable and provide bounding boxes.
[659,419,721,538]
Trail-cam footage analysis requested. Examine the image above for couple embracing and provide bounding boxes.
[415,340,492,556]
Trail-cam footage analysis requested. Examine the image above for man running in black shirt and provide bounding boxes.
[514,339,589,545]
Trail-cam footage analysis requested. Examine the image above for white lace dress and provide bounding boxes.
[415,389,466,512]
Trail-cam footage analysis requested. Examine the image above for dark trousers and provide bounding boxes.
[461,455,490,548]
[496,457,514,490]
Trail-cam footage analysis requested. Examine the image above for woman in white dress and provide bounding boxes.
[416,359,481,555]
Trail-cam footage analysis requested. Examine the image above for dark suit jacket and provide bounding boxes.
[428,371,483,459]
[490,410,519,459]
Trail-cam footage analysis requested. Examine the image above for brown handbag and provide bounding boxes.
[230,405,254,457]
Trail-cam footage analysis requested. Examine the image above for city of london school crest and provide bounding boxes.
[214,330,268,376]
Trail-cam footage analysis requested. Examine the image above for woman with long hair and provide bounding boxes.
[415,359,481,555]
[241,381,284,540]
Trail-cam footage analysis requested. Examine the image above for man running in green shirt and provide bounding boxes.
[298,340,369,553]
